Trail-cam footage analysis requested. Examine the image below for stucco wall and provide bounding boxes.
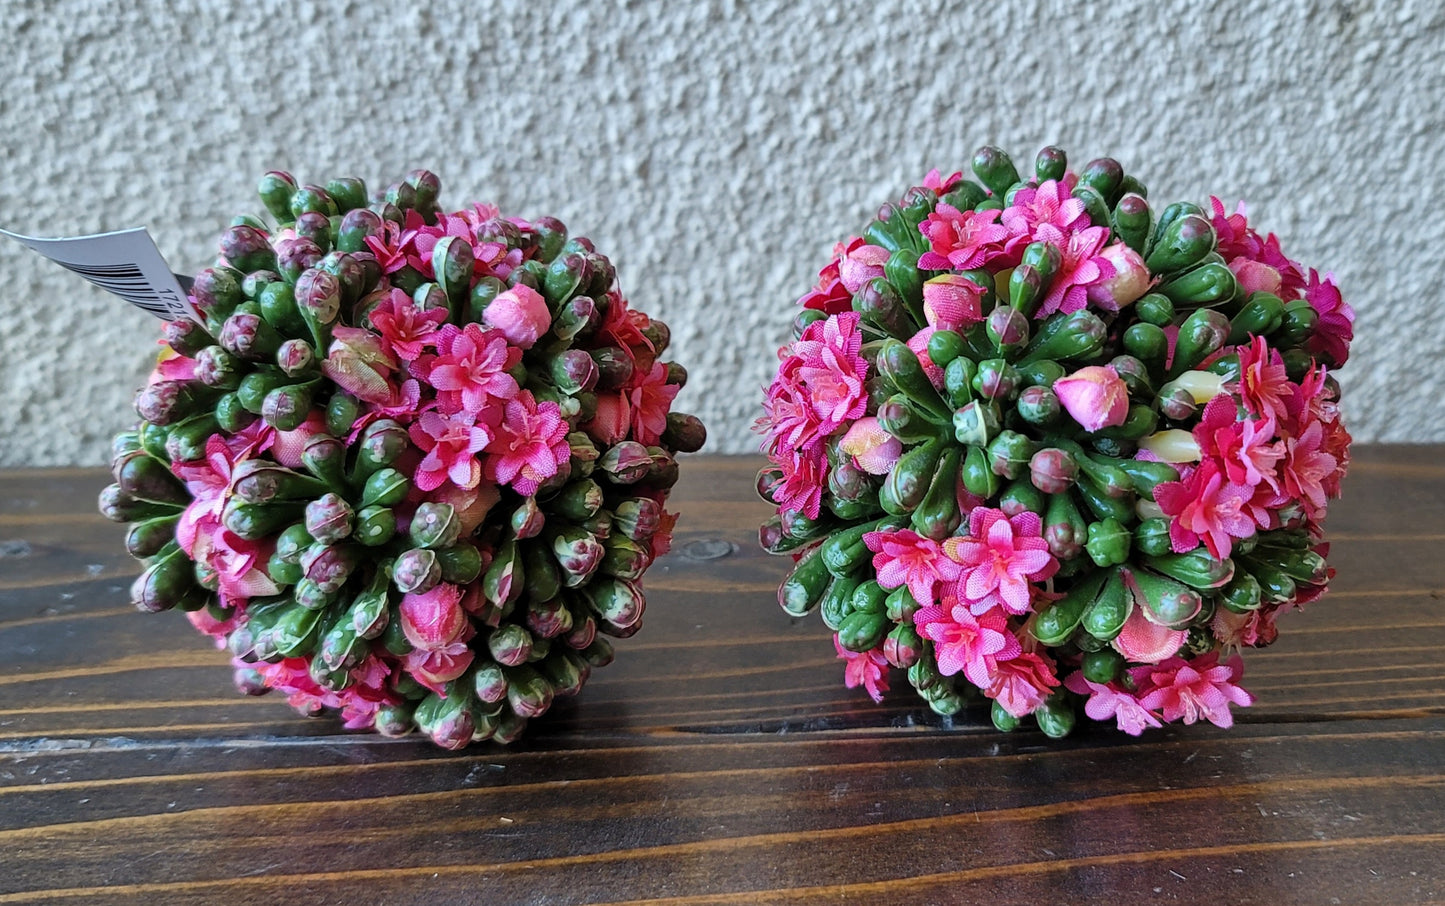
[1,0,1440,465]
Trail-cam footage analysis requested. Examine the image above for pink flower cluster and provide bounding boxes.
[1155,338,1351,562]
[137,189,694,742]
[764,154,1354,738]
[757,312,870,518]
[851,509,1062,715]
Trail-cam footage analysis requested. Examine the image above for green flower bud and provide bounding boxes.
[409,502,461,549]
[488,623,534,667]
[258,170,298,222]
[586,577,647,637]
[393,547,441,595]
[361,468,410,508]
[232,461,331,505]
[135,380,224,427]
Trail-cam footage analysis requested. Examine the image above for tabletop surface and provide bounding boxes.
[1,449,1442,905]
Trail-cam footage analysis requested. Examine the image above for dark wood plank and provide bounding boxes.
[0,449,1441,904]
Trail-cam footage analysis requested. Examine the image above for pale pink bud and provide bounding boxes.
[838,417,902,475]
[838,242,889,294]
[586,392,632,446]
[1227,257,1282,296]
[1086,244,1151,310]
[1053,365,1129,432]
[483,284,551,348]
[321,326,396,404]
[922,274,984,331]
[399,583,468,650]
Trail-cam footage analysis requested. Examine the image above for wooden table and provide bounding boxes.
[1,449,1442,905]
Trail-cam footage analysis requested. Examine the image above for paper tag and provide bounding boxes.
[1,226,197,322]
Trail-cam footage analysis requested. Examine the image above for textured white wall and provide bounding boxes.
[0,0,1440,465]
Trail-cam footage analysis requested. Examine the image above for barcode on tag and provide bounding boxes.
[0,226,197,323]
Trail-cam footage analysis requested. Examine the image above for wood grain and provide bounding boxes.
[0,449,1442,905]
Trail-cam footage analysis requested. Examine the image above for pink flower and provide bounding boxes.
[1278,419,1337,519]
[405,214,476,278]
[626,361,681,446]
[797,243,853,315]
[865,528,963,608]
[399,583,469,650]
[484,391,571,496]
[792,313,869,431]
[757,313,870,462]
[837,241,890,294]
[922,274,986,331]
[922,168,963,195]
[1053,365,1129,432]
[647,509,678,560]
[363,211,426,275]
[597,291,652,359]
[368,289,448,361]
[913,598,1019,688]
[410,409,493,491]
[1231,336,1292,425]
[321,326,398,405]
[1085,243,1151,311]
[483,285,551,349]
[1304,269,1354,367]
[1154,460,1256,558]
[150,349,197,383]
[1193,396,1282,493]
[1211,606,1280,652]
[767,448,826,520]
[193,528,279,606]
[335,659,399,729]
[188,603,242,644]
[1208,198,1305,300]
[917,203,1008,271]
[834,636,890,703]
[246,657,334,716]
[1131,652,1254,729]
[942,508,1057,615]
[1064,672,1163,736]
[1034,225,1115,318]
[985,651,1059,718]
[1000,180,1089,250]
[838,417,902,475]
[172,436,241,558]
[417,322,520,416]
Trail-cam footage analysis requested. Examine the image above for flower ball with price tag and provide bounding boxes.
[96,170,705,748]
[757,146,1354,737]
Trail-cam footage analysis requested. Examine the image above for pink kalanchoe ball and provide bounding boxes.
[101,169,706,748]
[757,145,1352,740]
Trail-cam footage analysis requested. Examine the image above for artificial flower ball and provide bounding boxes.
[758,146,1352,738]
[102,169,705,748]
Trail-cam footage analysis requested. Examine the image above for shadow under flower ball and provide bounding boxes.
[757,146,1353,737]
[101,169,705,748]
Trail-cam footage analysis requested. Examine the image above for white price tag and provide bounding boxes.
[1,226,197,323]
